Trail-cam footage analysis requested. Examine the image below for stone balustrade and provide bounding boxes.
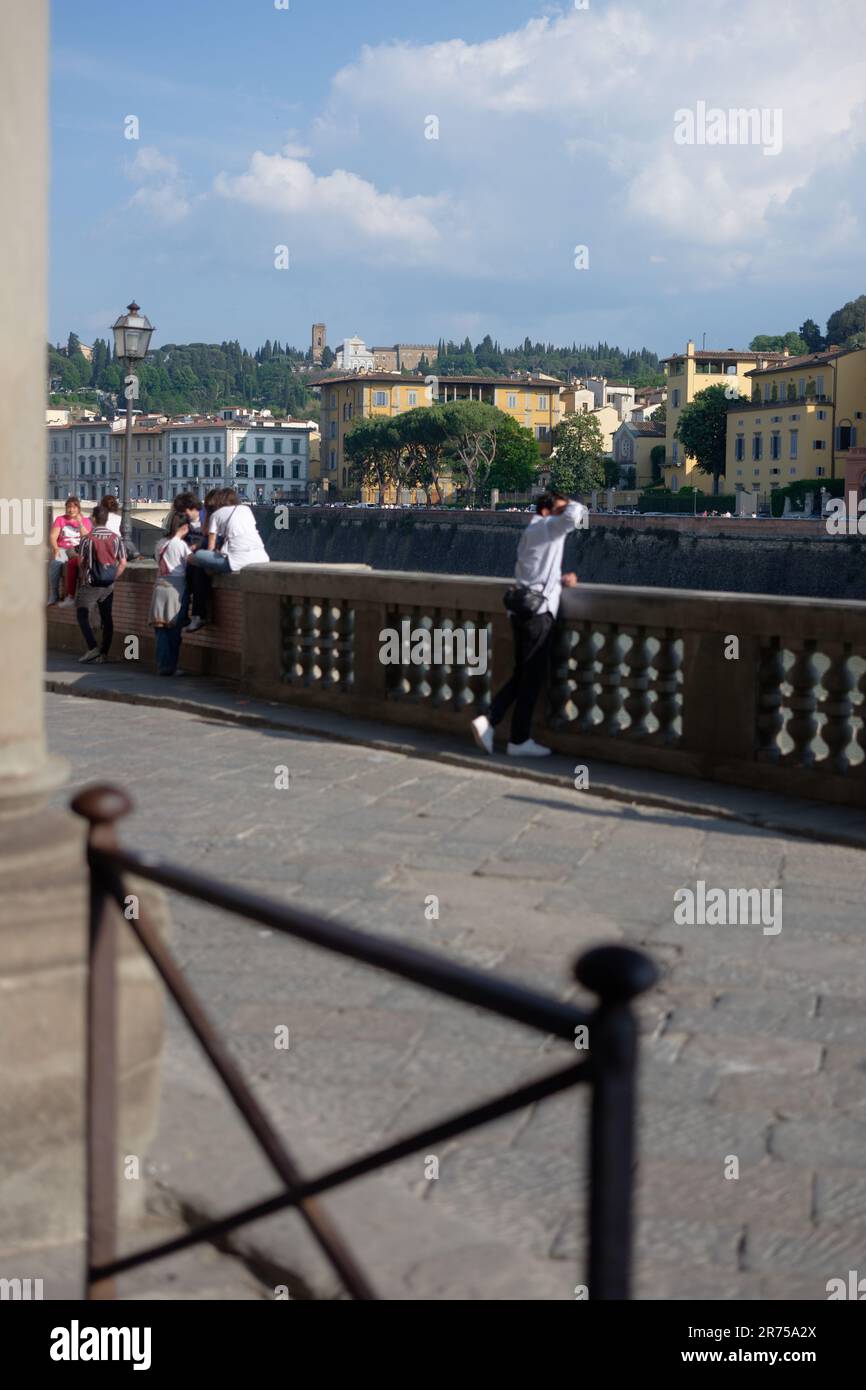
[48,562,866,807]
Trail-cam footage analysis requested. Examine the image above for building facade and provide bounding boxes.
[725,347,865,495]
[334,336,375,372]
[318,372,562,497]
[612,421,666,488]
[663,340,788,493]
[228,420,316,501]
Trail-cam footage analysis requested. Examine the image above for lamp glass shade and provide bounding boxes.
[112,304,155,361]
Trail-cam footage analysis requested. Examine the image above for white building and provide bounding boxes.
[166,422,228,498]
[585,377,636,419]
[334,336,375,373]
[46,421,116,501]
[228,419,317,501]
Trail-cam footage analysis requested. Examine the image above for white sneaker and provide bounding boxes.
[186,617,204,632]
[78,647,101,664]
[59,597,76,607]
[470,715,494,755]
[506,738,552,758]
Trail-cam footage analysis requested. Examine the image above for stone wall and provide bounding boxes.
[256,508,866,601]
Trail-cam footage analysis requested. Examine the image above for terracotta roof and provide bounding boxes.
[661,349,788,364]
[745,346,850,375]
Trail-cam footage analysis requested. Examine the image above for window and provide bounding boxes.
[752,435,763,460]
[182,464,188,478]
[789,468,797,476]
[671,389,680,408]
[736,469,743,478]
[408,391,417,406]
[213,464,221,477]
[770,433,781,460]
[203,462,211,478]
[754,467,760,476]
[672,442,679,465]
[203,438,210,453]
[291,463,299,479]
[789,413,800,421]
[815,465,826,477]
[507,393,517,409]
[272,463,284,479]
[329,449,336,470]
[235,462,248,478]
[182,439,188,454]
[813,440,827,450]
[147,437,152,451]
[254,463,266,479]
[193,439,199,454]
[817,375,825,396]
[330,392,337,408]
[291,440,300,455]
[89,455,96,473]
[538,395,548,409]
[256,438,265,454]
[373,391,387,406]
[535,426,549,441]
[273,439,282,454]
[735,435,745,461]
[238,439,246,453]
[770,467,780,475]
[329,421,337,439]
[100,434,107,447]
[771,415,782,423]
[102,460,108,475]
[171,463,178,478]
[135,437,141,452]
[90,434,96,448]
[763,385,771,402]
[817,410,827,421]
[787,383,797,401]
[789,430,798,459]
[838,425,854,450]
[798,379,806,398]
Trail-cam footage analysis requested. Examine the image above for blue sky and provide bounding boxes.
[51,0,866,358]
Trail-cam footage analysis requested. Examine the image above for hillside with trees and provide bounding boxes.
[431,335,663,385]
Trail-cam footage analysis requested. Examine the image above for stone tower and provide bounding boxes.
[312,323,326,365]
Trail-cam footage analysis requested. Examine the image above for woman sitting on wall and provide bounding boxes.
[187,489,269,577]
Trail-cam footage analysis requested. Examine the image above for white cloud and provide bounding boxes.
[319,2,866,282]
[213,146,451,262]
[124,145,190,224]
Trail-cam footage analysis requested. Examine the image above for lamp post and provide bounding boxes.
[111,301,155,548]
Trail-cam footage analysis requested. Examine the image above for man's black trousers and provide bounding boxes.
[488,610,554,745]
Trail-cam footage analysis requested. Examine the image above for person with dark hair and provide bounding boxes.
[48,495,92,606]
[150,511,190,676]
[187,487,269,576]
[471,490,587,757]
[75,503,127,663]
[99,494,122,536]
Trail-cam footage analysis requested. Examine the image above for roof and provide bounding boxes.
[745,346,850,376]
[661,349,789,365]
[626,421,665,437]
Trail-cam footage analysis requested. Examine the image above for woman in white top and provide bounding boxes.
[99,494,123,535]
[187,488,269,576]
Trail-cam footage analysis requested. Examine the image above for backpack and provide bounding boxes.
[88,530,121,587]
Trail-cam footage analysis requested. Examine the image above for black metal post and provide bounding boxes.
[577,945,658,1300]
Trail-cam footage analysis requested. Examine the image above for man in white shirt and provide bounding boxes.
[471,491,587,757]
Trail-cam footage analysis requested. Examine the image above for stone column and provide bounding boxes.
[0,1,164,1255]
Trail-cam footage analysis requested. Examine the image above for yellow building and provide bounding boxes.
[663,340,788,493]
[317,372,561,498]
[725,346,866,496]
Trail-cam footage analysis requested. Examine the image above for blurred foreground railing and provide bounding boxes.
[73,784,657,1301]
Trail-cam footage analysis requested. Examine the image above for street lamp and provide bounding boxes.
[111,300,155,547]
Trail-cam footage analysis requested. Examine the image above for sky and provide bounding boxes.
[50,0,866,359]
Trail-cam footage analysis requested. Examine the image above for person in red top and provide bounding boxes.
[48,496,92,605]
[75,503,127,663]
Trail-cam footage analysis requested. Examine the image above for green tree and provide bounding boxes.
[320,345,335,368]
[749,331,808,356]
[825,296,866,348]
[799,318,824,353]
[674,383,729,494]
[345,416,406,502]
[487,413,540,493]
[398,407,450,505]
[549,412,605,494]
[651,401,666,431]
[650,443,665,482]
[438,400,500,504]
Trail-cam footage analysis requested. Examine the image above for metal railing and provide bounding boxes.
[72,784,658,1301]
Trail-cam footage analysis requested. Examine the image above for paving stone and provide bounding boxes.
[680,1032,822,1077]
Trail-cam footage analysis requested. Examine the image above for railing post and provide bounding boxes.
[576,945,658,1300]
[71,785,134,1301]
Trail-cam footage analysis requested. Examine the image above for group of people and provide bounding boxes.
[47,489,269,675]
[151,488,269,675]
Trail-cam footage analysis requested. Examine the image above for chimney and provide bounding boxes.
[686,340,696,358]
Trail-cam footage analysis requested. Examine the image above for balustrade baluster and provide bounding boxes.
[785,640,820,767]
[756,638,786,761]
[821,643,856,775]
[652,631,682,744]
[572,623,598,733]
[597,626,627,737]
[623,629,653,738]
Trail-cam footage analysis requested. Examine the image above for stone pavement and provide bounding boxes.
[37,658,866,1300]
